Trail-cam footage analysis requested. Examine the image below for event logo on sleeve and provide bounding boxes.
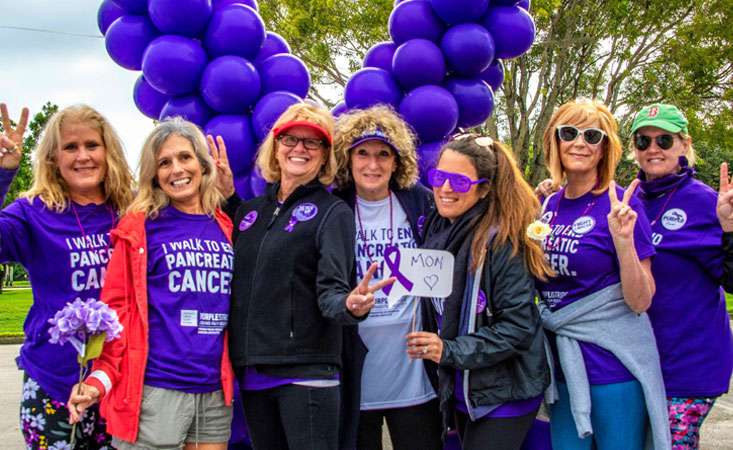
[661,208,687,230]
[571,215,596,235]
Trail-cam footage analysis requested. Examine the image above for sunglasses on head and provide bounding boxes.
[556,125,607,145]
[427,168,487,193]
[634,133,675,151]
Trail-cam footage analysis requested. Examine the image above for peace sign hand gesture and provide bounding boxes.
[607,179,640,244]
[345,262,396,317]
[717,163,733,232]
[0,103,29,170]
[207,134,235,198]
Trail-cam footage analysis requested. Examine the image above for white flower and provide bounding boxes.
[526,220,552,241]
[22,378,39,401]
[28,413,46,430]
[20,407,31,422]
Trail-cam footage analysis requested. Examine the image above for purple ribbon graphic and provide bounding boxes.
[284,216,298,233]
[382,245,414,295]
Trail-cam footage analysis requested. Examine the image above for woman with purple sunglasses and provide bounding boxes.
[536,99,669,450]
[629,104,733,449]
[406,134,551,450]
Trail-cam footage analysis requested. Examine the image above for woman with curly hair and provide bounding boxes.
[333,105,440,450]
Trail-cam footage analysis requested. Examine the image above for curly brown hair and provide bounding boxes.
[333,105,419,190]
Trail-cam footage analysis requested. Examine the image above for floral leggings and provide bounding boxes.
[668,396,716,450]
[20,373,114,450]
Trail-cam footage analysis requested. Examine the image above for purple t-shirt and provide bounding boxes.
[0,169,116,402]
[537,186,656,385]
[144,206,233,393]
[454,372,542,419]
[638,175,733,397]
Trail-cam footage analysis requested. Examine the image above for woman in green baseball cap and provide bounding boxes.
[630,103,733,449]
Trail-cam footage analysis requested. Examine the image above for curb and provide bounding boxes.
[0,336,23,345]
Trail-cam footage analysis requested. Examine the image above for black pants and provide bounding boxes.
[241,384,339,450]
[455,407,539,450]
[357,399,442,450]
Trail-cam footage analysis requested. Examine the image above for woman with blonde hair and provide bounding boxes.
[228,102,393,450]
[537,99,669,449]
[0,103,134,449]
[406,134,551,450]
[67,117,235,450]
[333,105,440,450]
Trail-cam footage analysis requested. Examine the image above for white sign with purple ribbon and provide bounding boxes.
[382,246,454,308]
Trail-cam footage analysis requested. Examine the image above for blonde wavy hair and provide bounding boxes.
[441,135,553,280]
[127,117,223,218]
[22,104,134,212]
[333,105,419,190]
[255,103,338,185]
[543,99,622,194]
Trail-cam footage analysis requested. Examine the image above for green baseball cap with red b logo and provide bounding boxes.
[631,103,689,135]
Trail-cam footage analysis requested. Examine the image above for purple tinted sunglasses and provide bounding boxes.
[427,168,487,193]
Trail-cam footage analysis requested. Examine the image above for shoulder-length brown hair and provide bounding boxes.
[543,99,622,194]
[441,135,552,280]
[22,104,134,212]
[127,117,223,218]
[333,105,419,190]
[255,103,338,186]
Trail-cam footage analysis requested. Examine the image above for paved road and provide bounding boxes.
[1,343,731,449]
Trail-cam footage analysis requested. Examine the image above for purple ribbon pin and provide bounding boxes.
[382,245,414,295]
[417,215,426,235]
[476,289,487,314]
[239,210,258,231]
[285,203,319,233]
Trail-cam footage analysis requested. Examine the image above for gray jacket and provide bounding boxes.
[540,283,671,450]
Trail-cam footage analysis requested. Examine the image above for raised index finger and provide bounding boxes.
[622,179,640,205]
[216,136,229,164]
[16,107,29,138]
[357,262,379,294]
[608,180,619,204]
[0,103,10,133]
[721,162,730,194]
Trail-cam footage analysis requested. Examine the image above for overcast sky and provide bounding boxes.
[2,1,157,168]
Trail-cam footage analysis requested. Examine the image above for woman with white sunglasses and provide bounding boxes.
[537,99,669,449]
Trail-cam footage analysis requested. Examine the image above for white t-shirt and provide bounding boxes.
[355,193,436,410]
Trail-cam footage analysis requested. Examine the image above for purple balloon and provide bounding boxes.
[148,0,212,37]
[429,0,489,24]
[389,1,445,45]
[518,0,530,10]
[115,0,147,14]
[417,141,445,185]
[392,39,445,90]
[344,68,403,110]
[205,115,258,174]
[331,102,349,117]
[233,174,253,199]
[479,59,504,92]
[258,54,311,98]
[205,5,266,59]
[252,91,302,140]
[444,77,494,128]
[363,42,397,72]
[97,0,126,35]
[214,0,258,10]
[143,35,208,96]
[250,169,268,197]
[483,6,536,59]
[201,56,261,114]
[133,75,171,120]
[253,32,291,66]
[159,95,213,128]
[441,24,494,76]
[399,85,459,143]
[104,16,158,70]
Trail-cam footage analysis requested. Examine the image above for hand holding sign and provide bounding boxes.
[607,180,639,244]
[718,163,733,232]
[383,246,454,308]
[346,262,395,318]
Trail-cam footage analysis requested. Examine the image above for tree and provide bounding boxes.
[259,0,733,187]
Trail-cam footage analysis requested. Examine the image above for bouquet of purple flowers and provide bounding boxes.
[48,297,122,445]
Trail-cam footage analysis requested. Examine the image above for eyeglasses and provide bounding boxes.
[634,133,675,151]
[427,168,487,193]
[277,134,325,150]
[556,125,607,145]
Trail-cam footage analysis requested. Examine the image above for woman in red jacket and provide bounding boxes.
[67,117,234,450]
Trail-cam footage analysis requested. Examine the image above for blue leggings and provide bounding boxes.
[550,380,648,450]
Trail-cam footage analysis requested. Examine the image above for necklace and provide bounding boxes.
[70,202,117,238]
[355,191,393,248]
[545,187,598,251]
[648,185,680,227]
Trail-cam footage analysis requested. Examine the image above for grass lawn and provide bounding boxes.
[0,288,32,337]
[727,292,733,316]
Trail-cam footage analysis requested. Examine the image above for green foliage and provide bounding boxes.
[0,288,32,337]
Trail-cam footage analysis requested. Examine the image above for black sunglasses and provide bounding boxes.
[634,133,675,151]
[556,125,606,145]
